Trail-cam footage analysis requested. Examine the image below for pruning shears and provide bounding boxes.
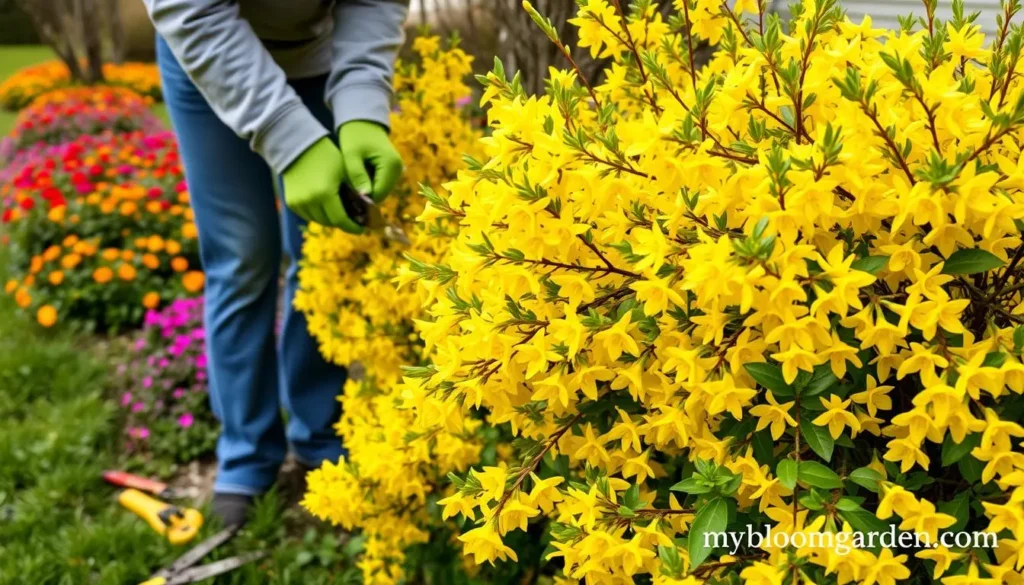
[339,181,410,245]
[103,470,181,500]
[139,526,265,585]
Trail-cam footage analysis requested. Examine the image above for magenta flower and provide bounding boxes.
[121,392,133,406]
[178,413,194,428]
[132,402,145,413]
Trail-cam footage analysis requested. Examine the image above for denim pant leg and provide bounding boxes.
[277,76,347,466]
[157,36,286,495]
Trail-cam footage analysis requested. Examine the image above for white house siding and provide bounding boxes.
[840,0,1006,40]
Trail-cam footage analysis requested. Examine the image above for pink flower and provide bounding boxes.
[195,354,207,369]
[178,413,194,428]
[120,392,133,406]
[172,388,186,399]
[129,427,150,439]
[158,358,170,368]
[132,402,145,413]
[142,376,153,389]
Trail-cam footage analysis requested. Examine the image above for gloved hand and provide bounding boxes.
[282,137,363,234]
[339,121,404,203]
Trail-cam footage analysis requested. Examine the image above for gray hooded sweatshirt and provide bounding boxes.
[143,0,409,174]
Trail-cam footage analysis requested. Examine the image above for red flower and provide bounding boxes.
[2,209,12,223]
[147,187,162,199]
[18,198,35,211]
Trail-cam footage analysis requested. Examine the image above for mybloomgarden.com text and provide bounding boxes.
[707,525,997,556]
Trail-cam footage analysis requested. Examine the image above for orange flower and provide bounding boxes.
[60,253,81,269]
[120,201,138,216]
[182,222,198,239]
[69,214,80,224]
[182,271,205,293]
[23,275,35,287]
[102,248,120,261]
[165,240,182,255]
[171,257,189,272]
[37,305,57,328]
[121,250,135,261]
[43,245,61,262]
[142,292,160,309]
[145,201,162,214]
[30,256,43,274]
[118,264,137,281]
[93,266,114,284]
[14,288,31,308]
[48,271,64,285]
[147,235,165,252]
[4,279,17,294]
[47,206,65,223]
[62,234,79,247]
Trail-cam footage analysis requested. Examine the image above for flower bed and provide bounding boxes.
[2,130,201,330]
[117,297,217,463]
[0,60,162,111]
[2,87,163,156]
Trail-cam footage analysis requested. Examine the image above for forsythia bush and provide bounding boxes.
[312,0,1024,584]
[2,129,202,330]
[0,61,162,111]
[301,37,499,583]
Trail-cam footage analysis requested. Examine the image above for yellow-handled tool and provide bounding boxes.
[118,489,203,545]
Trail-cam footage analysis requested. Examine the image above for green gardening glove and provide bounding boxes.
[339,121,404,203]
[282,137,363,234]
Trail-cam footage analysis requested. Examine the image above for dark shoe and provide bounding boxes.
[211,493,253,527]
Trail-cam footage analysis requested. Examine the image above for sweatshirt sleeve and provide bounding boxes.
[326,0,409,132]
[143,0,329,174]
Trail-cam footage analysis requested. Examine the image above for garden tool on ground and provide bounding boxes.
[103,470,182,499]
[139,526,265,585]
[339,176,410,245]
[118,488,204,545]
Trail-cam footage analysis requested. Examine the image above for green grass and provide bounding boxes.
[0,261,359,583]
[0,45,53,135]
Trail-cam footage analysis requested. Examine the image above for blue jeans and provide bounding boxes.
[157,36,346,496]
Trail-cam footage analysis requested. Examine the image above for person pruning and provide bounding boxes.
[143,0,408,526]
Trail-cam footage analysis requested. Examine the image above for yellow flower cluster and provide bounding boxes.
[0,61,162,110]
[299,37,486,584]
[363,0,1024,582]
[296,35,481,381]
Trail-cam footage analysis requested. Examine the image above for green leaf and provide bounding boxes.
[939,493,971,533]
[670,477,712,495]
[800,418,835,462]
[802,364,839,398]
[958,456,983,483]
[848,467,884,492]
[941,433,981,467]
[777,459,798,490]
[835,497,862,512]
[850,255,889,275]
[744,363,794,396]
[688,497,729,568]
[839,505,889,553]
[941,248,1005,275]
[752,430,775,463]
[799,461,843,489]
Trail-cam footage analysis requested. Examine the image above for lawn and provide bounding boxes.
[0,45,53,135]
